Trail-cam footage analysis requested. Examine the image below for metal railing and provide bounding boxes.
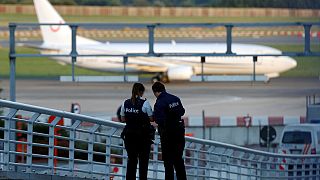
[8,22,320,102]
[0,99,320,179]
[306,95,320,123]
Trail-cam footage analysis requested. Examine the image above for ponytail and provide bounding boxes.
[131,83,145,105]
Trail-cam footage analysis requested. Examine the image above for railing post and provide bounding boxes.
[201,56,205,82]
[226,153,231,179]
[26,113,40,173]
[70,25,78,82]
[147,25,155,55]
[122,140,127,179]
[69,120,81,177]
[256,156,262,178]
[225,25,233,54]
[204,146,214,178]
[4,109,18,171]
[7,32,18,169]
[253,56,257,83]
[105,136,111,179]
[123,56,128,82]
[48,116,61,175]
[194,144,200,177]
[105,128,117,179]
[217,148,222,179]
[236,152,244,180]
[202,110,205,139]
[152,137,160,179]
[9,23,16,102]
[303,24,312,55]
[88,124,100,178]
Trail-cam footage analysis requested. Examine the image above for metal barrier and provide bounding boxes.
[0,99,320,179]
[306,95,320,123]
[8,22,320,102]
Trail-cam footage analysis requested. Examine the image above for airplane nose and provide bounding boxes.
[284,57,297,70]
[287,57,297,69]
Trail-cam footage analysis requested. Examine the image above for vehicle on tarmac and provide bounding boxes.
[279,124,320,155]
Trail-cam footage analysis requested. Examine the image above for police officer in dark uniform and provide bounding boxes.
[120,83,154,180]
[152,82,187,180]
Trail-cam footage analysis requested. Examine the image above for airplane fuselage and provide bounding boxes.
[42,42,297,79]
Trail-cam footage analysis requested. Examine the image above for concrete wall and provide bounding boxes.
[0,4,319,17]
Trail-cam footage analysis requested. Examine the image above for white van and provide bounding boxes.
[279,124,320,155]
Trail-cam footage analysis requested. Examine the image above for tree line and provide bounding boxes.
[1,0,319,9]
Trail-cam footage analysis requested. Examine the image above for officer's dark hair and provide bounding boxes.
[152,82,166,93]
[131,83,145,105]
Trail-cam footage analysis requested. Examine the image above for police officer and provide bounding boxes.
[120,83,154,180]
[152,82,187,180]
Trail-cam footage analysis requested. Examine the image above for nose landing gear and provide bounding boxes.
[151,73,169,83]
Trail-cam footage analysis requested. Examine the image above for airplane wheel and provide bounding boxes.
[161,75,170,83]
[151,76,160,83]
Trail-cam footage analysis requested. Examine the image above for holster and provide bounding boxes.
[120,126,127,140]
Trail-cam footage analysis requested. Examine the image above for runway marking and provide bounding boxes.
[186,96,242,108]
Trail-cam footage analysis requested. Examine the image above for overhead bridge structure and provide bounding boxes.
[0,99,319,179]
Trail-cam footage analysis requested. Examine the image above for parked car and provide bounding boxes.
[279,124,320,155]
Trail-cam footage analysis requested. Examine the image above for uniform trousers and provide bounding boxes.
[124,134,151,180]
[159,126,187,180]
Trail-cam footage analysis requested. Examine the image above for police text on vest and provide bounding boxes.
[125,108,139,113]
[169,102,179,108]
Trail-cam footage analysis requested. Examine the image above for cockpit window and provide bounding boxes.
[282,131,311,144]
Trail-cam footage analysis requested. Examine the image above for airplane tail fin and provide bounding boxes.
[33,0,99,47]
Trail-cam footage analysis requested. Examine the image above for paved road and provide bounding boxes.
[1,78,319,117]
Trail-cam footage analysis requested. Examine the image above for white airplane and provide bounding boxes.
[32,0,297,82]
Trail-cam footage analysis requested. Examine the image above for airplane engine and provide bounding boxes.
[167,66,194,81]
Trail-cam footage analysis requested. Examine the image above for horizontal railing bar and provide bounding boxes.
[73,127,120,135]
[92,141,108,146]
[53,136,70,140]
[93,131,116,136]
[8,140,35,145]
[30,142,49,147]
[186,174,228,179]
[186,136,320,158]
[54,156,73,162]
[10,52,320,58]
[92,151,109,156]
[9,162,49,169]
[73,128,94,134]
[73,139,91,144]
[109,144,125,149]
[73,159,90,163]
[53,146,69,151]
[73,148,89,153]
[9,117,30,122]
[10,22,320,27]
[110,163,125,166]
[8,151,28,156]
[0,100,124,129]
[68,168,115,176]
[110,154,126,159]
[7,129,27,134]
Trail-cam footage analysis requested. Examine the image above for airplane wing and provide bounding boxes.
[17,42,61,51]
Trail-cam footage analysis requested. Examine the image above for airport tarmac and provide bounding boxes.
[0,78,319,117]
